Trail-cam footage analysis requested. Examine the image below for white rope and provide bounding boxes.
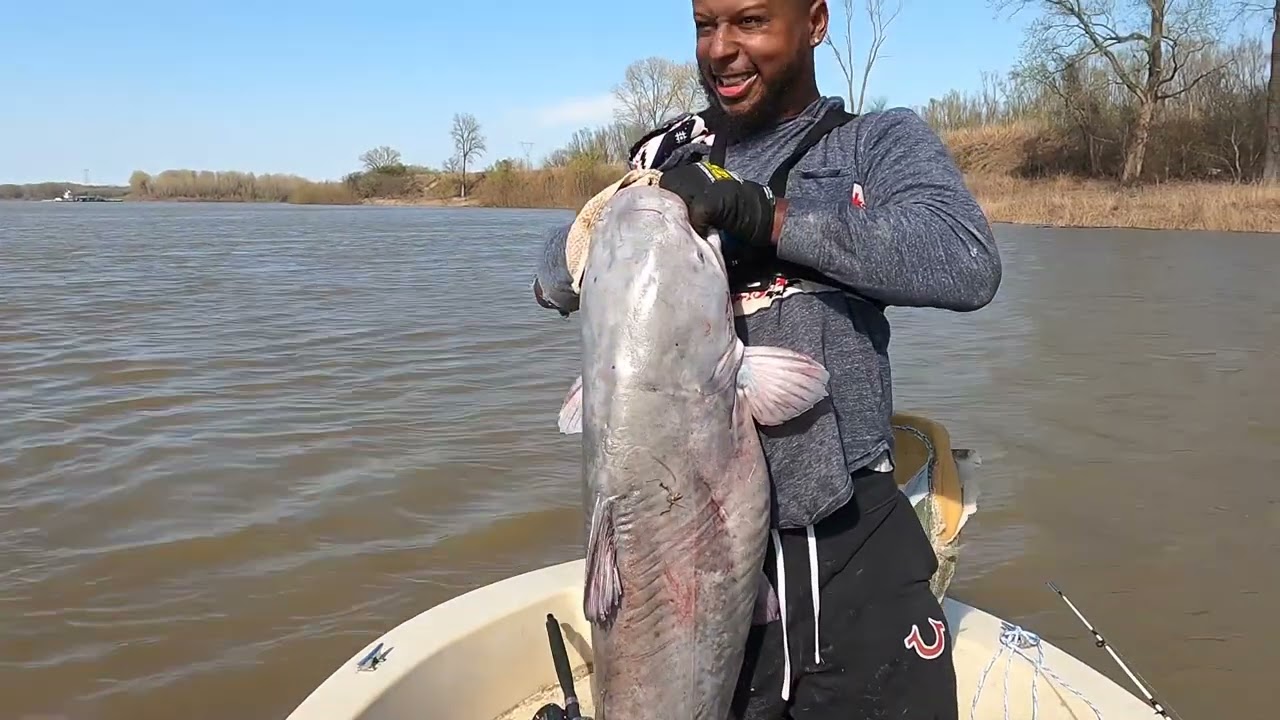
[969,621,1107,720]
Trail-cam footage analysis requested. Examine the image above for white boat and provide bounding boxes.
[286,415,1165,720]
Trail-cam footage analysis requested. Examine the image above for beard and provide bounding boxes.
[697,55,809,142]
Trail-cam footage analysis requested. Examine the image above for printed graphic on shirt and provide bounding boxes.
[851,182,866,208]
[732,276,836,317]
[903,617,947,660]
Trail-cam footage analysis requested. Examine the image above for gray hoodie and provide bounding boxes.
[533,96,1001,530]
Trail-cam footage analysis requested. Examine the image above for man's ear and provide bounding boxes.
[809,0,829,47]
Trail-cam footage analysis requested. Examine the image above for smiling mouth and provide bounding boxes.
[713,71,758,100]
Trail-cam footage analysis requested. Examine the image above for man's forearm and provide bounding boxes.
[775,109,1002,312]
[776,193,1000,311]
[532,222,579,315]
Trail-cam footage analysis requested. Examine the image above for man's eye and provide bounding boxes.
[741,15,766,27]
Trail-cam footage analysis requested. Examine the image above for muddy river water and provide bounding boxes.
[2,201,1277,719]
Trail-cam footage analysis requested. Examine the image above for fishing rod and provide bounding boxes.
[532,613,583,720]
[1046,581,1180,719]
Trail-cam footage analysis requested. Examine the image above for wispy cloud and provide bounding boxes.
[531,93,619,128]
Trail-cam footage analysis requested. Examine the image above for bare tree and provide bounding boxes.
[1231,0,1278,182]
[360,146,402,172]
[613,57,704,129]
[1268,1,1278,182]
[824,0,904,114]
[998,0,1229,184]
[1013,53,1117,174]
[450,113,486,199]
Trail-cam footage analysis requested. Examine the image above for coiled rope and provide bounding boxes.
[969,621,1107,720]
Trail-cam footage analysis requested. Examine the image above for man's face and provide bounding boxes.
[692,0,824,136]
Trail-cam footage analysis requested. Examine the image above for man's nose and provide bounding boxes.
[706,25,739,63]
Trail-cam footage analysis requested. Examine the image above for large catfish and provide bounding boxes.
[556,184,832,719]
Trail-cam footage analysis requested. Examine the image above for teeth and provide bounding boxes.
[717,74,755,86]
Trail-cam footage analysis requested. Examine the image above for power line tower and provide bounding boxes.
[520,141,534,168]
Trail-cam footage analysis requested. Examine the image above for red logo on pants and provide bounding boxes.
[903,617,947,660]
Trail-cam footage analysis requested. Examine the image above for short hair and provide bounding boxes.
[792,0,823,17]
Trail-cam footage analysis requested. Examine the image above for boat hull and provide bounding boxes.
[285,558,1158,720]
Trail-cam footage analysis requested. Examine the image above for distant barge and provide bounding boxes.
[48,189,124,203]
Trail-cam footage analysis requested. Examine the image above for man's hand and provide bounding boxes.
[659,162,778,250]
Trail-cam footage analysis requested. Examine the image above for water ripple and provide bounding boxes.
[0,202,586,719]
[2,202,1278,720]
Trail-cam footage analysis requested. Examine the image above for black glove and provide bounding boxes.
[658,161,776,250]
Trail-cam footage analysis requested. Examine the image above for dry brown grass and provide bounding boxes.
[940,123,1280,233]
[962,173,1280,233]
[472,161,627,210]
[340,163,626,210]
[941,121,1055,177]
[369,121,1278,234]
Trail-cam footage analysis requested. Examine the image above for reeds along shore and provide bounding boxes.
[10,120,1276,234]
[378,119,1280,234]
[944,124,1280,234]
[965,172,1280,233]
[117,89,1277,232]
[417,117,1280,230]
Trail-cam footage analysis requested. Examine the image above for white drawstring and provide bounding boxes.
[772,524,823,702]
[806,525,821,666]
[770,529,791,701]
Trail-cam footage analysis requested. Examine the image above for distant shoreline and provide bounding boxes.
[8,115,1277,234]
[353,175,1280,234]
[359,177,1280,233]
[8,176,1277,234]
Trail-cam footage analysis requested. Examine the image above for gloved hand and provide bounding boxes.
[658,161,777,251]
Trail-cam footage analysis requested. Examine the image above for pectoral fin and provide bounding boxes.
[584,494,621,626]
[752,570,780,624]
[737,345,831,426]
[558,375,583,434]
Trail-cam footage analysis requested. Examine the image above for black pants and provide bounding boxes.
[729,469,958,719]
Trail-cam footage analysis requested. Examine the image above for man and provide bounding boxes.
[532,0,1001,717]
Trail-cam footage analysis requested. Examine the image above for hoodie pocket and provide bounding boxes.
[791,166,856,203]
[797,166,849,179]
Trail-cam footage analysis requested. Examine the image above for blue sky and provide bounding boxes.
[0,0,1038,185]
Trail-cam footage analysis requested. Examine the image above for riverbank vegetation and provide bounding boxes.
[461,0,1279,231]
[483,0,1277,231]
[911,0,1278,231]
[10,1,1275,232]
[368,0,1280,232]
